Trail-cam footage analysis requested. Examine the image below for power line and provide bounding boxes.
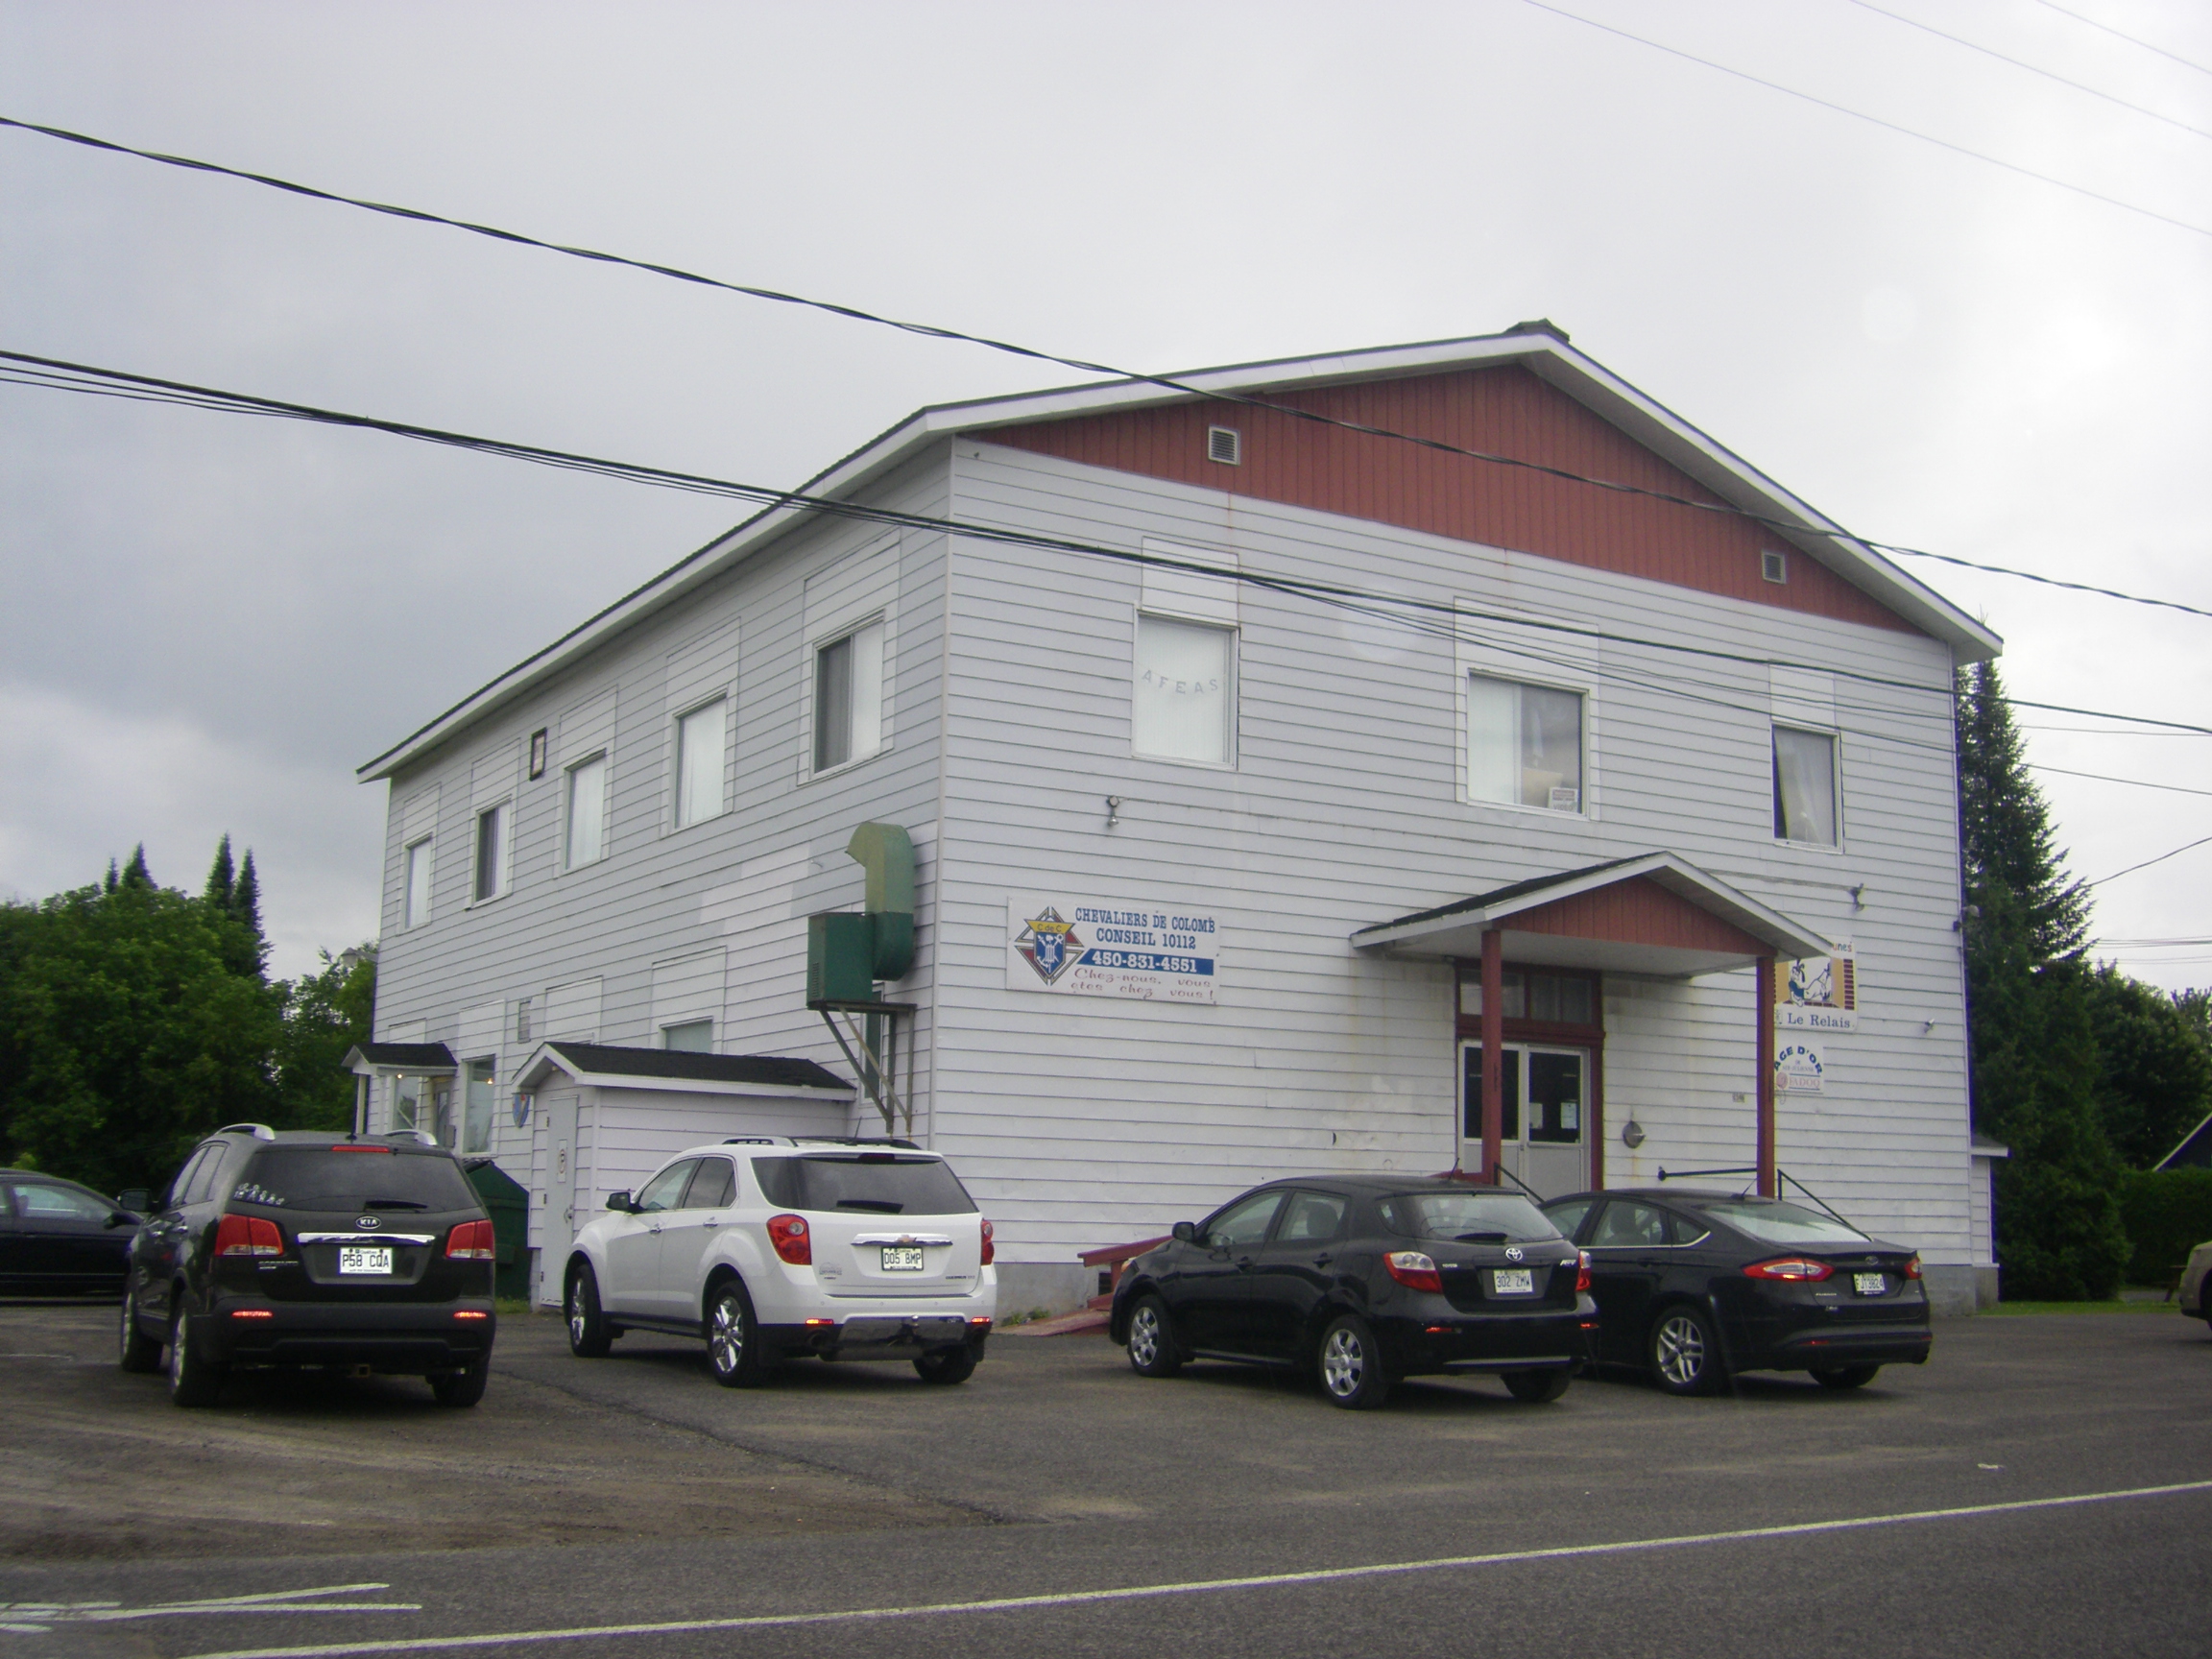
[2031,764,2212,797]
[2086,832,2212,888]
[1518,0,2212,238]
[2009,699,2212,736]
[11,347,2212,772]
[2035,1,2212,77]
[1843,0,2212,140]
[2021,724,2206,737]
[3,115,2205,629]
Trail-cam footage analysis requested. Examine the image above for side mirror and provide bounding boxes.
[117,1189,150,1214]
[105,1211,135,1230]
[605,1190,635,1213]
[1170,1220,1196,1243]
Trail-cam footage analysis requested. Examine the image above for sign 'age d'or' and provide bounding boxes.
[1006,897,1221,1004]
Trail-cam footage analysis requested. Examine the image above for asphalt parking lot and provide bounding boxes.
[3,1298,2207,1657]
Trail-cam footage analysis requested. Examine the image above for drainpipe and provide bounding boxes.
[1481,927,1504,1186]
[1755,955,1777,1197]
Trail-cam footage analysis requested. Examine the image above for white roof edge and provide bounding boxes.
[360,329,1996,782]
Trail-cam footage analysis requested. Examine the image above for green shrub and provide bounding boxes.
[2118,1168,2212,1284]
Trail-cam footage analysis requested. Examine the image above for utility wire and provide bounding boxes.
[2031,764,2212,798]
[2035,0,2212,77]
[2086,832,2212,888]
[10,347,2212,770]
[1843,0,2212,140]
[1519,1,2212,238]
[3,114,2205,628]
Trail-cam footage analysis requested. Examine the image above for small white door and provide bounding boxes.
[1459,1044,1591,1201]
[540,1090,580,1306]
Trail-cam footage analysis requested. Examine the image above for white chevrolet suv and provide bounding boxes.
[562,1138,998,1386]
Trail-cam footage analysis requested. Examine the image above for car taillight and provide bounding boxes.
[1575,1250,1592,1293]
[980,1218,995,1266]
[445,1219,496,1260]
[1743,1257,1833,1282]
[1384,1251,1444,1293]
[214,1214,284,1257]
[1904,1256,1923,1280]
[767,1214,812,1265]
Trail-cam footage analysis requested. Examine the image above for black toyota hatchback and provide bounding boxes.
[1540,1189,1933,1395]
[121,1125,496,1407]
[1109,1176,1595,1409]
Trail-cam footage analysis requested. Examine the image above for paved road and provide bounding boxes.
[3,1301,2206,1657]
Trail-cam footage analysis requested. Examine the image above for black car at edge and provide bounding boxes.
[1109,1175,1596,1408]
[121,1124,497,1407]
[1540,1188,1934,1394]
[1,1168,142,1295]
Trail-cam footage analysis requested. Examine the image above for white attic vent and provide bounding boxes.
[1207,426,1241,466]
[1761,549,1789,585]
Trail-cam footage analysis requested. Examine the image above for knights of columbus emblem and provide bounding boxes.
[1014,906,1085,985]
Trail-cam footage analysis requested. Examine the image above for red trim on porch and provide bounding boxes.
[1505,876,1770,957]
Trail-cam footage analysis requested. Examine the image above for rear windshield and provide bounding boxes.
[1693,1198,1866,1245]
[1378,1191,1562,1243]
[231,1147,480,1213]
[751,1154,975,1215]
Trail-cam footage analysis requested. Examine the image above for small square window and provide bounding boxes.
[528,729,548,779]
[675,698,728,827]
[1134,614,1236,764]
[1468,674,1583,810]
[403,836,433,928]
[813,622,885,773]
[473,802,509,902]
[1761,550,1789,585]
[565,754,608,868]
[661,1019,712,1053]
[1773,726,1839,846]
[1207,426,1241,466]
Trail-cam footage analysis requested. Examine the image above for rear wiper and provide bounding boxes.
[1451,1231,1510,1242]
[836,1199,904,1213]
[362,1198,429,1211]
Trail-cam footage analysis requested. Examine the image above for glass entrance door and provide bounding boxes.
[1460,1043,1591,1200]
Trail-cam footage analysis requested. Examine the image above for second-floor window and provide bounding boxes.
[661,1019,712,1052]
[813,621,885,773]
[473,802,509,902]
[1468,674,1583,811]
[1773,726,1839,846]
[565,754,608,868]
[403,836,433,927]
[1134,613,1236,765]
[675,698,728,827]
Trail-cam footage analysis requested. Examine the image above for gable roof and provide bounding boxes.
[514,1041,853,1098]
[360,324,2001,782]
[345,1042,457,1074]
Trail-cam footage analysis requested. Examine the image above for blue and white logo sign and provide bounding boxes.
[1774,1042,1826,1095]
[1007,896,1221,1004]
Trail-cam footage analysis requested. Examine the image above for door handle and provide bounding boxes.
[1237,1256,1256,1270]
[703,1218,719,1228]
[1312,1254,1334,1267]
[648,1223,662,1235]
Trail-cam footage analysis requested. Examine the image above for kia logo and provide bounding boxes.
[1504,1245,1524,1262]
[355,1215,381,1230]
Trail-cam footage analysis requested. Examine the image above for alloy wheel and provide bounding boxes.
[1128,1305,1161,1369]
[1321,1326,1367,1398]
[709,1295,745,1377]
[566,1287,589,1349]
[1654,1312,1706,1388]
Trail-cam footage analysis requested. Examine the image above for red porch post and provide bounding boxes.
[1481,927,1504,1186]
[1755,955,1776,1197]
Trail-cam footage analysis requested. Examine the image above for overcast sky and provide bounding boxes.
[2,0,2207,989]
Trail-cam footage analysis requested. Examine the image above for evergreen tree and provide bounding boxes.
[120,845,151,888]
[1957,662,2129,1298]
[204,834,235,909]
[229,850,268,974]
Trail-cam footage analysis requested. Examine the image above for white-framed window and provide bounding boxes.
[1133,613,1236,765]
[812,619,885,774]
[565,753,608,869]
[1772,725,1839,847]
[661,1019,713,1053]
[1468,673,1583,811]
[402,836,434,927]
[472,801,510,902]
[674,697,729,828]
[461,1058,496,1154]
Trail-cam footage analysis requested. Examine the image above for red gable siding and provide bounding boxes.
[979,364,1919,636]
[1510,877,1771,957]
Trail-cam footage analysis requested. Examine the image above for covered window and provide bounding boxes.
[675,698,728,827]
[473,803,508,902]
[661,1019,712,1052]
[1468,674,1582,811]
[1772,726,1839,846]
[813,621,885,773]
[1133,614,1235,764]
[462,1059,496,1154]
[403,837,433,927]
[565,754,607,868]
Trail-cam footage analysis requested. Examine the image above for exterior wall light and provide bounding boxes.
[1105,796,1122,829]
[1622,1119,1647,1149]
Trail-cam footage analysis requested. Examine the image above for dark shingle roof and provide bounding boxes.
[352,1043,457,1069]
[545,1043,850,1092]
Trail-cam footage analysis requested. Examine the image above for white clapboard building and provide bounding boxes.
[352,324,2003,1315]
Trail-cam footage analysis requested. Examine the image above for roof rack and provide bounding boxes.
[788,1135,923,1150]
[381,1130,441,1147]
[214,1122,276,1142]
[721,1137,782,1145]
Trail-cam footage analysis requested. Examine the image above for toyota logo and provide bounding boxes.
[1504,1245,1525,1262]
[355,1215,381,1230]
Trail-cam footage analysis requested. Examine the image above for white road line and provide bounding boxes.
[1,1584,418,1633]
[174,1479,2212,1659]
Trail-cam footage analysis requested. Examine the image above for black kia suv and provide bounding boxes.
[120,1125,497,1407]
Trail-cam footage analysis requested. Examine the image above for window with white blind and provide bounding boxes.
[661,1019,713,1052]
[674,698,728,828]
[1133,614,1236,764]
[565,754,608,869]
[403,836,433,927]
[1468,674,1583,812]
[1772,726,1839,846]
[813,621,884,773]
[472,802,509,902]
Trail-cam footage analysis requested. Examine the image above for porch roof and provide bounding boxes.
[1351,852,1833,978]
[345,1042,456,1077]
[514,1042,854,1101]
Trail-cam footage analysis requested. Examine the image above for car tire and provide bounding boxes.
[913,1346,978,1385]
[1810,1363,1881,1390]
[1316,1312,1393,1410]
[430,1354,490,1407]
[1503,1366,1572,1404]
[165,1301,226,1407]
[119,1294,162,1374]
[1648,1304,1725,1397]
[706,1281,776,1389]
[565,1263,613,1358]
[1125,1294,1183,1378]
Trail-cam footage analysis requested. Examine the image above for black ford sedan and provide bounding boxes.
[1,1168,140,1295]
[1540,1189,1934,1395]
[1109,1176,1595,1409]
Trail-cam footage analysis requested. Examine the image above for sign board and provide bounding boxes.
[1006,897,1220,1004]
[1775,1041,1826,1094]
[1776,939,1857,1033]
